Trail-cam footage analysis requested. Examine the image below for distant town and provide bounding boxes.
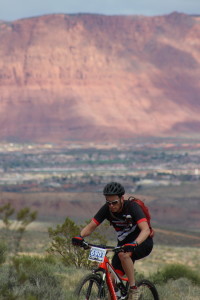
[0,137,199,193]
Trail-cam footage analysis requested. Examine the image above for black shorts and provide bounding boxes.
[112,237,153,275]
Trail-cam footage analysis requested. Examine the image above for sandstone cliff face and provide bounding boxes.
[0,13,200,142]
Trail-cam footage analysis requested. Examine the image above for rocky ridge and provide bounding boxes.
[0,13,200,142]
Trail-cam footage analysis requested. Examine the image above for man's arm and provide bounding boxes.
[80,220,98,238]
[135,221,150,245]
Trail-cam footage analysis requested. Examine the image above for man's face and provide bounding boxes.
[105,195,123,213]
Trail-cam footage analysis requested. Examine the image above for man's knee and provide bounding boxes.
[118,252,132,262]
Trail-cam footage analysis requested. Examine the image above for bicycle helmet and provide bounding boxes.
[103,182,125,197]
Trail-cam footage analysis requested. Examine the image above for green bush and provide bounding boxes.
[156,278,200,300]
[48,217,90,268]
[151,264,200,285]
[47,217,108,268]
[0,255,67,300]
[0,203,37,255]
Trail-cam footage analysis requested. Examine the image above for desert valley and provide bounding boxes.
[0,11,200,299]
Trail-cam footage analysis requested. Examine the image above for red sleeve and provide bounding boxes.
[92,218,100,226]
[137,217,147,224]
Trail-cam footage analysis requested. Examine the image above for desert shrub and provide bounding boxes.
[0,203,37,254]
[0,263,38,300]
[48,217,108,268]
[156,278,200,300]
[48,217,89,268]
[13,255,61,285]
[151,263,200,285]
[0,203,39,299]
[0,255,67,300]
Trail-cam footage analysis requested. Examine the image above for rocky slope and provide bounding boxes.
[0,12,200,142]
[0,191,199,246]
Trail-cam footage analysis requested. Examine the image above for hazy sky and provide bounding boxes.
[0,0,200,21]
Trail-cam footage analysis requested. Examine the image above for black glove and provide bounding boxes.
[123,241,138,252]
[72,236,84,247]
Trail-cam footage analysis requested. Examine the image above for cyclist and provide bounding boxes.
[72,182,153,300]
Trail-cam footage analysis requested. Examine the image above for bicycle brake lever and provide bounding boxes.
[82,241,90,250]
[114,247,124,253]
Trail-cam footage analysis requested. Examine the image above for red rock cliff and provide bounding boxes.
[0,13,200,142]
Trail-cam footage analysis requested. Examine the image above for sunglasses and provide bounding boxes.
[106,200,119,206]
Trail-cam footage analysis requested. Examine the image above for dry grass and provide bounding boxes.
[136,244,200,276]
[156,278,200,300]
[61,266,200,299]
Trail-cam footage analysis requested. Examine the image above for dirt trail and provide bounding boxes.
[156,228,200,240]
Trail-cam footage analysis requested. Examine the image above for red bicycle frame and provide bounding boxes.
[98,255,129,300]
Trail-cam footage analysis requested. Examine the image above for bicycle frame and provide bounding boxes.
[76,242,159,300]
[94,252,129,300]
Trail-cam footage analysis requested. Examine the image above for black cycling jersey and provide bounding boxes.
[93,200,148,245]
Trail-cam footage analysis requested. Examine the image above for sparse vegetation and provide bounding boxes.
[151,264,200,286]
[0,203,37,255]
[1,258,199,300]
[0,203,200,299]
[156,278,200,300]
[0,203,38,299]
[0,255,69,300]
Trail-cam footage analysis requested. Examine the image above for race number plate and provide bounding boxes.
[88,247,106,263]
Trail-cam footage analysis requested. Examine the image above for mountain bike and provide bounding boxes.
[75,241,159,300]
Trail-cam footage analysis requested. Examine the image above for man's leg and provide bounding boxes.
[111,252,138,299]
[118,252,135,286]
[118,252,139,300]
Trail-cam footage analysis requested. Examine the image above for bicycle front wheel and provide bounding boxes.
[75,274,105,300]
[137,279,159,300]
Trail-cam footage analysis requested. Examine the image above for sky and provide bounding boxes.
[0,0,200,21]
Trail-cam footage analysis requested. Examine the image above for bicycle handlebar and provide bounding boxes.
[81,241,124,253]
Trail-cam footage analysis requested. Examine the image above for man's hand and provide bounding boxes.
[72,236,84,247]
[123,241,138,252]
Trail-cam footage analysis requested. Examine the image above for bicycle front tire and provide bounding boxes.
[75,274,105,300]
[137,279,159,300]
